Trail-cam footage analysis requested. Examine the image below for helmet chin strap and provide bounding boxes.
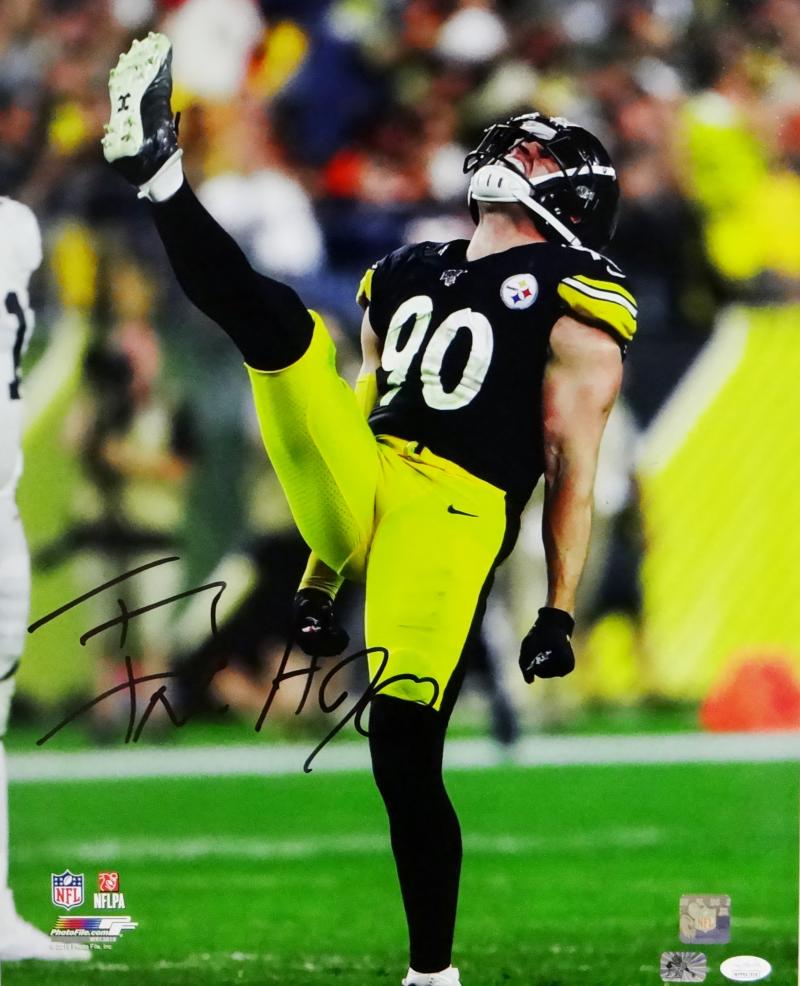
[468,163,581,246]
[514,194,580,246]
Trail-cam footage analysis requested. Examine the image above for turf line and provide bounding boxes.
[8,731,799,783]
[11,826,665,864]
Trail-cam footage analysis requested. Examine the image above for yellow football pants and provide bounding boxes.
[247,315,508,709]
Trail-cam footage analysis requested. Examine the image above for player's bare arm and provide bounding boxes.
[541,314,623,613]
[358,307,383,379]
[518,315,622,684]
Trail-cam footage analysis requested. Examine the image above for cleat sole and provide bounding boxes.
[103,31,172,165]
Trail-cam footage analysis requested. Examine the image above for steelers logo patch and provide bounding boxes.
[500,274,538,310]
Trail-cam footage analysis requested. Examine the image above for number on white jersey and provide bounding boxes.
[5,292,28,400]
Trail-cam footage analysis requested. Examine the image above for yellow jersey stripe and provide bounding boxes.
[558,281,637,342]
[571,273,637,309]
[561,276,638,317]
[356,267,374,306]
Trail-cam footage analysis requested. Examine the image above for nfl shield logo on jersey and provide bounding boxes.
[52,870,84,910]
[500,274,538,310]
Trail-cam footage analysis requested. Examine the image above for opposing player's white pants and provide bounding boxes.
[0,495,29,738]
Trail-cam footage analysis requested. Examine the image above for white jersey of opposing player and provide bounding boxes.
[0,197,41,499]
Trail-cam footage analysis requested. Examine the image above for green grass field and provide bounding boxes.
[5,759,797,985]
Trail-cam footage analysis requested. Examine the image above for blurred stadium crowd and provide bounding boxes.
[2,0,800,736]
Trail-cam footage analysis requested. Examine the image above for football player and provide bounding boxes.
[0,197,90,962]
[103,33,635,986]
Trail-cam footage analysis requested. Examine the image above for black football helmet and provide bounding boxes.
[464,112,619,250]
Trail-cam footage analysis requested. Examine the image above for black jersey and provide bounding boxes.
[358,239,637,510]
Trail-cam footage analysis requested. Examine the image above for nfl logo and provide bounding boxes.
[51,870,84,911]
[98,871,119,892]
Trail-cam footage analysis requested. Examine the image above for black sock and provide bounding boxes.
[369,695,461,973]
[151,181,313,370]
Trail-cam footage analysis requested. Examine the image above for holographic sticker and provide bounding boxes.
[679,894,731,944]
[660,951,708,982]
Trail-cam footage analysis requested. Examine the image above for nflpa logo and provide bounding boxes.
[98,871,120,892]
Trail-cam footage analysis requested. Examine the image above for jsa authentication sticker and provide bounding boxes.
[720,955,772,982]
[679,894,731,944]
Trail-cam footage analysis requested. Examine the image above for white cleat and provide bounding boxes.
[102,30,180,187]
[402,966,461,985]
[0,913,90,962]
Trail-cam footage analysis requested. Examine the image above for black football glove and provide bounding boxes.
[292,587,350,658]
[518,607,575,683]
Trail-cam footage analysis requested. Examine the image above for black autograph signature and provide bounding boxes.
[29,556,438,772]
